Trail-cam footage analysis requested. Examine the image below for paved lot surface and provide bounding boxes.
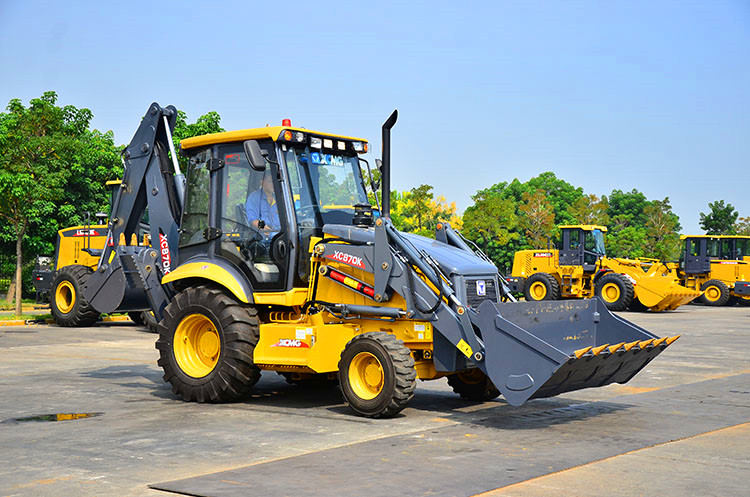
[0,305,748,497]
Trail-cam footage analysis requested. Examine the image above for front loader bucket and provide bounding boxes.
[474,299,679,406]
[607,259,700,311]
[632,266,700,311]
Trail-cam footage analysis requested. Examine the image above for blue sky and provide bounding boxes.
[1,0,748,233]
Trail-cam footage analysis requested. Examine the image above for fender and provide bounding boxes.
[161,258,253,303]
[592,268,612,284]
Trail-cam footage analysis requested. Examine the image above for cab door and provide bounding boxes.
[215,142,291,291]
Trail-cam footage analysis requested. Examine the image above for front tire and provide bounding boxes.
[447,369,500,401]
[155,285,261,403]
[699,280,730,306]
[524,273,561,301]
[595,273,634,311]
[128,312,144,325]
[338,332,416,418]
[50,265,100,327]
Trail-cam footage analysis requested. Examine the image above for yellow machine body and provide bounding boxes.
[671,235,750,305]
[54,224,109,271]
[510,225,699,311]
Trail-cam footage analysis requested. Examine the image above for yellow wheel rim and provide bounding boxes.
[173,314,221,378]
[529,281,547,300]
[348,352,384,400]
[456,369,484,385]
[601,283,621,303]
[704,286,721,302]
[55,281,75,314]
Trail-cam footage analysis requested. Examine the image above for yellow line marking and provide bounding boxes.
[473,422,750,496]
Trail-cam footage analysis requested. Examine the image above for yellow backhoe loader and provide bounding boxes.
[79,104,681,417]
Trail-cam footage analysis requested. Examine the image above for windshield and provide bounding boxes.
[283,145,369,227]
[585,229,606,256]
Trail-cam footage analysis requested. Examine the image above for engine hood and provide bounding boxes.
[401,232,498,277]
[322,224,498,277]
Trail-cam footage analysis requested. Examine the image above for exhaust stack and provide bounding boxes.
[380,109,398,219]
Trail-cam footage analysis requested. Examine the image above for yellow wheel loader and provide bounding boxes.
[34,180,158,329]
[669,235,750,306]
[508,225,700,312]
[80,104,681,418]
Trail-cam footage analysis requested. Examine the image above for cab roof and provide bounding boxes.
[180,126,368,150]
[558,224,608,232]
[680,234,750,240]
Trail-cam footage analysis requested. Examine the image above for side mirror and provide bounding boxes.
[244,140,268,171]
[375,158,383,173]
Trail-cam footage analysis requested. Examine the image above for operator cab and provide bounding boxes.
[179,123,371,292]
[680,236,750,274]
[558,225,607,271]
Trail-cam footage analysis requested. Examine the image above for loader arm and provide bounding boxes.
[318,218,680,407]
[82,103,183,320]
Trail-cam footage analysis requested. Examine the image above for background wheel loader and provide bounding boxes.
[667,235,750,306]
[32,180,158,330]
[80,103,680,418]
[507,225,700,311]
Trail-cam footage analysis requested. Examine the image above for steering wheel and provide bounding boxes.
[295,204,322,223]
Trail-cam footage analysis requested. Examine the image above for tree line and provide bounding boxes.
[390,175,748,272]
[0,93,747,311]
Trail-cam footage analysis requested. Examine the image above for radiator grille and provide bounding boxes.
[465,278,498,308]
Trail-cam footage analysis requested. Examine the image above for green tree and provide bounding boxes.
[643,198,681,260]
[388,185,458,238]
[603,188,649,258]
[404,184,434,235]
[518,189,556,248]
[567,194,610,226]
[0,93,87,313]
[606,226,647,259]
[699,200,738,235]
[605,189,648,230]
[462,187,519,270]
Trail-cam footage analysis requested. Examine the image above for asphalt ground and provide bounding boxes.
[0,305,748,497]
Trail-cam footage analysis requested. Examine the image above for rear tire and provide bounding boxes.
[736,295,750,307]
[338,332,416,418]
[50,265,100,327]
[595,273,634,311]
[699,280,730,306]
[524,273,561,301]
[141,310,159,333]
[155,285,261,403]
[447,369,500,401]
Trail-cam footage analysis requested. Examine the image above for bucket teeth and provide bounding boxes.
[638,339,655,349]
[665,335,681,345]
[574,346,592,359]
[652,337,668,347]
[591,344,610,356]
[608,342,625,353]
[623,340,640,351]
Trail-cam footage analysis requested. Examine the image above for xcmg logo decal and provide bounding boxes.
[271,339,309,348]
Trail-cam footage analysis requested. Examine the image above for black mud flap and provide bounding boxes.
[474,299,680,406]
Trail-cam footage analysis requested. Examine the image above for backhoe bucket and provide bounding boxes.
[474,299,679,406]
